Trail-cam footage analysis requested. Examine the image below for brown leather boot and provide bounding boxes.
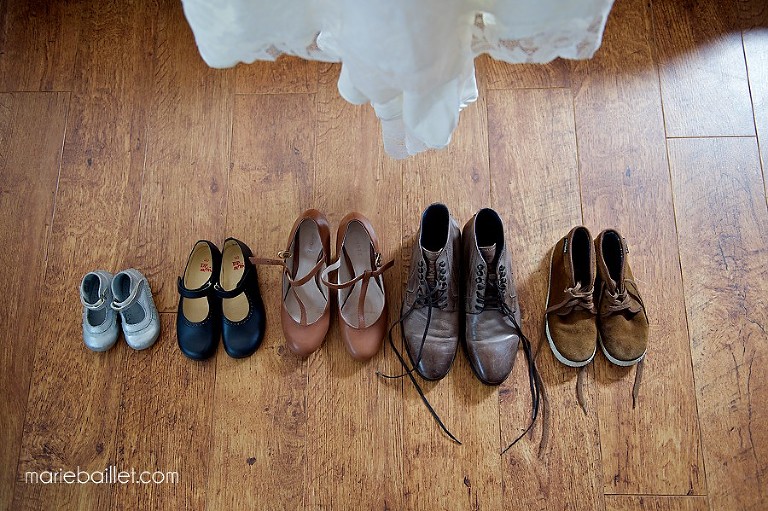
[545,226,598,367]
[401,203,461,380]
[461,208,521,385]
[594,229,648,366]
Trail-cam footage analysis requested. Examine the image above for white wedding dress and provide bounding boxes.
[182,0,614,158]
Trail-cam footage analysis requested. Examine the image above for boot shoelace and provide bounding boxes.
[474,263,544,454]
[604,284,643,314]
[379,260,545,453]
[377,258,462,444]
[545,285,596,316]
[574,280,647,414]
[605,279,647,409]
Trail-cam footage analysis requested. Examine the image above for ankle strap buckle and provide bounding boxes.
[177,278,213,299]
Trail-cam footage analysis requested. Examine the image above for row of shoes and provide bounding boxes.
[250,203,539,388]
[80,269,160,352]
[545,226,649,369]
[176,238,266,360]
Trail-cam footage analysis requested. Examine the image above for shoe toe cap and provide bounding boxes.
[547,313,598,365]
[83,324,120,352]
[408,341,457,380]
[467,340,515,385]
[125,322,161,351]
[599,313,648,364]
[340,313,387,362]
[281,306,329,358]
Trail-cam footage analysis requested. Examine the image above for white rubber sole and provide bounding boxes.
[544,246,596,369]
[598,333,646,367]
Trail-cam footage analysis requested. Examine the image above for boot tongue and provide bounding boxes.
[479,244,497,267]
[422,248,441,284]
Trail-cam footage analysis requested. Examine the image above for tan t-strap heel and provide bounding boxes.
[321,212,393,361]
[252,209,331,357]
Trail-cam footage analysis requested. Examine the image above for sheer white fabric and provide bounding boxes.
[182,0,614,158]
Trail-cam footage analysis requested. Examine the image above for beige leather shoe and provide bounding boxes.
[321,213,393,361]
[253,210,331,357]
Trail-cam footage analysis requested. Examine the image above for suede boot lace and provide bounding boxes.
[603,285,642,314]
[545,285,596,315]
[601,280,648,410]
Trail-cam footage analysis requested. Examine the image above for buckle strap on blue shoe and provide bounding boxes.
[213,265,253,299]
[177,277,213,299]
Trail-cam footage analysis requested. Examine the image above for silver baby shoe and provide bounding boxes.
[111,269,161,350]
[80,271,120,352]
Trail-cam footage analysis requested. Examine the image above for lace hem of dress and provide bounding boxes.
[183,2,612,158]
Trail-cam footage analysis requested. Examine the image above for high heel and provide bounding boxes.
[321,213,393,361]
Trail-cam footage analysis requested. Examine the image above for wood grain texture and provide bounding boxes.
[571,0,705,495]
[0,92,68,510]
[668,137,768,511]
[605,495,708,511]
[205,94,314,510]
[304,62,404,510]
[12,2,158,509]
[396,94,505,511]
[476,54,570,90]
[4,0,768,509]
[133,0,233,312]
[652,0,755,137]
[487,88,604,511]
[0,0,80,92]
[109,315,215,511]
[236,56,318,94]
[742,26,768,195]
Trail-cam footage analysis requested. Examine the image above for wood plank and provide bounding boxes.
[0,92,68,510]
[571,0,705,495]
[236,56,318,94]
[487,87,604,511]
[107,5,225,506]
[668,136,768,511]
[605,495,708,511]
[742,14,768,193]
[109,315,215,510]
[652,0,754,137]
[205,93,313,509]
[304,62,403,510]
[132,0,233,312]
[477,54,570,89]
[0,0,80,92]
[12,2,157,509]
[395,87,504,511]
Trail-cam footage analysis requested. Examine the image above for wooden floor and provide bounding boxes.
[1,0,766,509]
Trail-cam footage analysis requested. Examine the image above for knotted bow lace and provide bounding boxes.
[603,285,643,314]
[545,285,596,316]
